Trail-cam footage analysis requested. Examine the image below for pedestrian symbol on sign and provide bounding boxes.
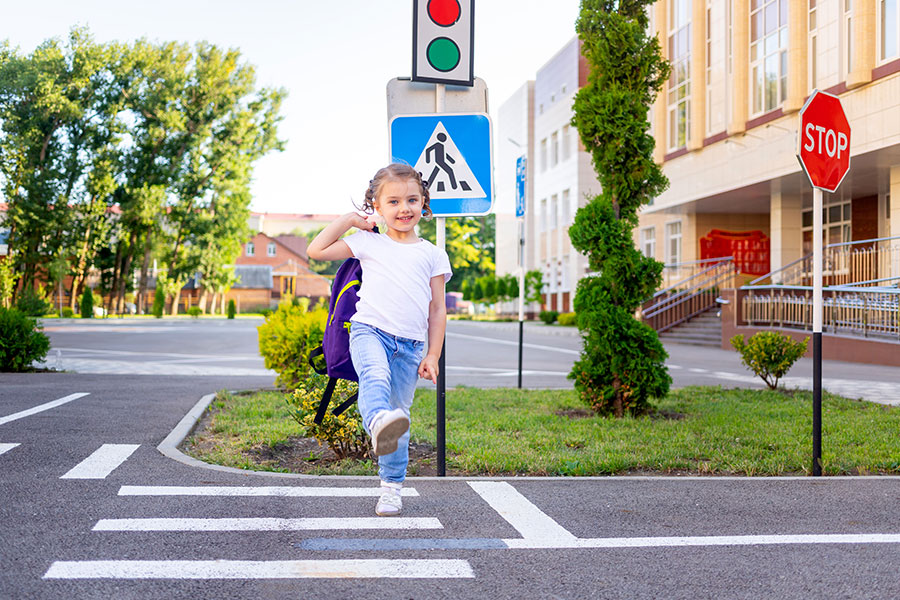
[413,122,485,199]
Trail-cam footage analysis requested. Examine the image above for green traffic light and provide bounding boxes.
[426,37,460,72]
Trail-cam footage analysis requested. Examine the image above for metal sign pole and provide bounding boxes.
[518,218,525,389]
[435,83,447,478]
[812,186,824,476]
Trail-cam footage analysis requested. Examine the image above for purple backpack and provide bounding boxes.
[308,228,376,424]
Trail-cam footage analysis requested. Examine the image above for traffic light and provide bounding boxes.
[412,0,474,87]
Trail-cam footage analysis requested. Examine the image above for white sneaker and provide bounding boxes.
[375,482,403,516]
[369,408,409,456]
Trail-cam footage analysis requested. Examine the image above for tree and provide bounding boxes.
[524,269,544,305]
[568,0,672,417]
[80,286,94,318]
[418,215,495,292]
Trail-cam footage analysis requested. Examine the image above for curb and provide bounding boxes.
[157,391,900,482]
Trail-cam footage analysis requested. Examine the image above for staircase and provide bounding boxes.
[657,307,722,348]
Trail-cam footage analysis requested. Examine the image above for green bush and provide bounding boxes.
[16,287,51,317]
[0,307,51,372]
[151,286,165,318]
[285,375,368,459]
[61,307,74,319]
[80,287,94,318]
[731,331,809,390]
[539,310,559,325]
[558,312,577,326]
[257,300,327,390]
[226,298,236,319]
[187,306,203,318]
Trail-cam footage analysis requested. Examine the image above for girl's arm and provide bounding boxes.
[418,274,447,384]
[307,212,373,262]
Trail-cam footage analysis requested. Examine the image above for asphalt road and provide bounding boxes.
[1,318,899,598]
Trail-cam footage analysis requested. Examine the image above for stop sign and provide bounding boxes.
[797,89,851,193]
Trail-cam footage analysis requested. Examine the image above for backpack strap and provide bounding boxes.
[331,390,359,417]
[313,377,337,425]
[308,346,327,376]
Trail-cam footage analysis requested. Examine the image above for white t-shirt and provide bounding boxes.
[343,231,452,342]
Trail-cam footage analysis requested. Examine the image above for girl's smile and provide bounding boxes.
[375,178,424,242]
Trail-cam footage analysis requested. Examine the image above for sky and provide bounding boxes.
[4,0,581,216]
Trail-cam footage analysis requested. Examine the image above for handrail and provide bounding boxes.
[644,266,734,319]
[652,257,734,299]
[662,256,736,269]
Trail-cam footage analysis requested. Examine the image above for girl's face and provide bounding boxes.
[374,178,424,240]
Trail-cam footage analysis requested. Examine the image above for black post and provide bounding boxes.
[437,337,446,477]
[812,331,822,476]
[517,320,524,389]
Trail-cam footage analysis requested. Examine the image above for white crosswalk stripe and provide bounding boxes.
[60,444,140,479]
[0,443,20,456]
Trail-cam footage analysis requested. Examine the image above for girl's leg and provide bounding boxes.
[349,323,392,431]
[377,338,424,484]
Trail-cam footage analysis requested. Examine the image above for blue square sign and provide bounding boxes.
[389,113,493,216]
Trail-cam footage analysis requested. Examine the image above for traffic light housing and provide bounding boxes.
[412,0,474,87]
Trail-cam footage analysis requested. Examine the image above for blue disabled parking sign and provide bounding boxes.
[389,113,493,216]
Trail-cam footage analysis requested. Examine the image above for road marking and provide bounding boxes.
[52,347,261,360]
[0,393,90,426]
[43,559,475,579]
[502,533,900,549]
[0,443,20,456]
[446,332,580,355]
[118,485,419,497]
[468,481,577,543]
[92,517,443,531]
[60,444,140,479]
[300,538,508,551]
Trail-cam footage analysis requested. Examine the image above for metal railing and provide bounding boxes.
[749,235,900,288]
[741,280,900,339]
[643,257,737,333]
[660,256,736,289]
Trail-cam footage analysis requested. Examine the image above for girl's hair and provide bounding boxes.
[359,163,432,218]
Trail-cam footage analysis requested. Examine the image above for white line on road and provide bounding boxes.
[92,517,443,531]
[0,393,90,426]
[43,559,475,579]
[502,533,900,549]
[118,485,420,497]
[468,481,577,543]
[60,444,140,479]
[0,443,20,456]
[447,332,580,355]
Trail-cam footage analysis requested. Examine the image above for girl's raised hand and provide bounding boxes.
[348,212,375,231]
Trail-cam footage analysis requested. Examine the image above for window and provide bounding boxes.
[246,241,255,257]
[882,0,899,60]
[668,0,691,150]
[750,0,788,115]
[706,2,713,134]
[561,125,572,161]
[641,227,657,259]
[844,0,854,76]
[267,242,276,257]
[665,221,683,264]
[809,0,818,88]
[801,197,851,254]
[561,84,567,94]
[551,132,559,167]
[551,194,559,229]
[540,138,548,172]
[562,189,571,226]
[540,199,548,232]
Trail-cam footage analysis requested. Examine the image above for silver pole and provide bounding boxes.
[435,83,447,477]
[812,186,823,476]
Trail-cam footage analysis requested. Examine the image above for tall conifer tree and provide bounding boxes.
[569,0,672,417]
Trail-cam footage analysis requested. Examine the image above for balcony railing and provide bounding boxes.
[643,257,737,333]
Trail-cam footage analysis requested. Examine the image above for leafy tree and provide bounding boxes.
[0,259,18,309]
[524,269,545,305]
[418,215,495,292]
[503,273,519,300]
[80,286,94,318]
[568,0,672,417]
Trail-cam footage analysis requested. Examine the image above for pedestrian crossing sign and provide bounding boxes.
[389,113,493,216]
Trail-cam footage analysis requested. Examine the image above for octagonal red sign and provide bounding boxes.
[797,89,851,193]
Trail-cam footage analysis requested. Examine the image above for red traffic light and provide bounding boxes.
[428,0,461,27]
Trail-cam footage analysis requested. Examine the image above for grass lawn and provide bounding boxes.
[183,386,900,477]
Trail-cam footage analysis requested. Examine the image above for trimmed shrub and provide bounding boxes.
[285,375,368,459]
[257,300,327,390]
[61,307,74,319]
[539,310,559,325]
[187,306,203,318]
[151,286,165,318]
[0,307,50,372]
[226,298,236,319]
[80,287,94,319]
[731,331,809,390]
[558,312,577,326]
[16,287,51,317]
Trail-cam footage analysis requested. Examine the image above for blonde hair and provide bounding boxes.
[359,163,432,218]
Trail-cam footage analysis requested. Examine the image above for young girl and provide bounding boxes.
[307,163,451,516]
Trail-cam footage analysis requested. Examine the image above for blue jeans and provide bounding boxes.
[349,322,424,484]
